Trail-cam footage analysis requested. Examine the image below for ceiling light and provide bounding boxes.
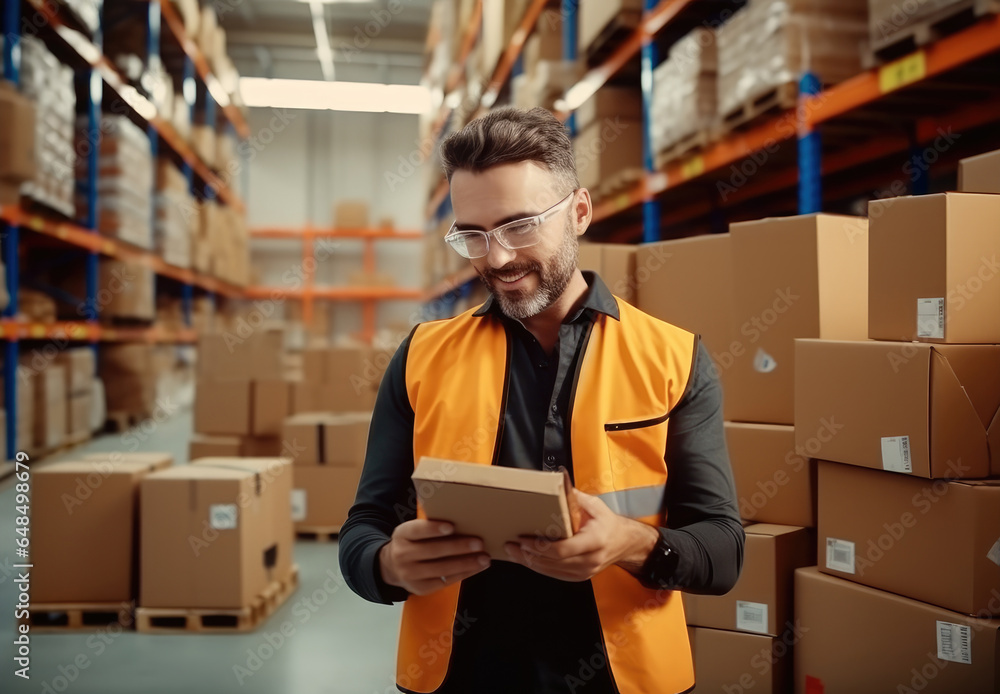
[239,78,433,114]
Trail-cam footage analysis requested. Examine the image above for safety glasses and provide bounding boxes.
[444,190,577,259]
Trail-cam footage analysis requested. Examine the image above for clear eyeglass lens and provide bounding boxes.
[499,222,539,248]
[451,232,489,258]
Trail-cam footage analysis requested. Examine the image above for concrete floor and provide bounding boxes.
[0,407,403,694]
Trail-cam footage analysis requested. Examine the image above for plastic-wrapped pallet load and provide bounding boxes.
[155,159,194,268]
[716,0,868,130]
[19,37,76,216]
[651,28,718,164]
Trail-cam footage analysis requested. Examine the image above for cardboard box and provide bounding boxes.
[66,391,92,442]
[56,348,96,395]
[0,81,37,183]
[31,460,162,603]
[140,465,269,608]
[818,460,1000,616]
[192,457,294,582]
[327,346,380,412]
[688,627,790,694]
[959,148,1000,194]
[412,458,577,561]
[292,464,364,529]
[33,364,66,451]
[868,193,1000,344]
[100,344,156,417]
[195,379,251,435]
[82,452,173,470]
[282,412,371,466]
[578,242,638,303]
[190,434,242,460]
[579,0,643,53]
[252,379,290,436]
[334,200,369,229]
[57,260,155,321]
[197,332,283,382]
[794,339,1000,479]
[684,524,813,637]
[242,436,283,457]
[290,382,330,414]
[302,348,328,381]
[794,567,1000,694]
[575,86,644,132]
[573,117,644,196]
[16,370,34,453]
[728,214,870,425]
[636,234,734,415]
[725,423,816,527]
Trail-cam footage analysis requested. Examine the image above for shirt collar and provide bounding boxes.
[472,271,621,322]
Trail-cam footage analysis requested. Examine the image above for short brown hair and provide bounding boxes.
[440,106,578,192]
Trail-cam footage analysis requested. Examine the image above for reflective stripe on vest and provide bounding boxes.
[398,298,698,694]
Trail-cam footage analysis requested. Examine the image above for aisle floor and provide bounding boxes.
[0,408,403,694]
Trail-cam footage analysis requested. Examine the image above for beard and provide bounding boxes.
[479,214,579,320]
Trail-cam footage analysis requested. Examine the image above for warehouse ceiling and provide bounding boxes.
[219,0,433,83]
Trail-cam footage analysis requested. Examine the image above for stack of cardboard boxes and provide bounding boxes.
[510,10,580,112]
[13,347,96,455]
[155,159,195,269]
[792,185,1000,693]
[0,81,37,205]
[634,213,871,691]
[577,242,638,304]
[651,28,717,166]
[101,344,158,421]
[573,87,644,202]
[57,348,97,445]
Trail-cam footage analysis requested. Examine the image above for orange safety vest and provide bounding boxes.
[399,296,698,694]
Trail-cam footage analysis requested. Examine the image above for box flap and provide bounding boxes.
[930,350,992,478]
[745,523,806,538]
[935,345,1000,430]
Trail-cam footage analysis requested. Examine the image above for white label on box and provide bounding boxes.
[987,538,1000,567]
[210,504,238,530]
[826,538,855,574]
[881,436,913,474]
[937,621,972,665]
[736,601,769,634]
[291,489,307,522]
[753,348,777,374]
[917,298,945,339]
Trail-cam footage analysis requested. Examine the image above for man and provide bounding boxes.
[339,107,744,694]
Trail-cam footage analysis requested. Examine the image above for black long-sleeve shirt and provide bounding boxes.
[339,272,744,694]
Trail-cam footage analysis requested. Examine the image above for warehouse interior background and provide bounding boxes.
[2,0,1000,692]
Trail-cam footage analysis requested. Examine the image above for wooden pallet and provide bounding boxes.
[295,525,341,542]
[584,10,643,67]
[135,565,300,634]
[866,0,1000,64]
[654,130,715,170]
[719,82,798,135]
[25,602,135,631]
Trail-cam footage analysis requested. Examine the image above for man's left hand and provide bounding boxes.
[504,489,660,582]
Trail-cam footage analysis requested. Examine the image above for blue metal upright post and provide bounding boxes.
[797,71,822,215]
[562,0,577,137]
[2,0,21,459]
[640,0,660,243]
[909,142,930,195]
[182,284,193,326]
[148,1,162,323]
[83,70,101,323]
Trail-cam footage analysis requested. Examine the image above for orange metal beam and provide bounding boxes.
[244,286,424,301]
[251,227,423,240]
[159,0,251,139]
[1,320,197,343]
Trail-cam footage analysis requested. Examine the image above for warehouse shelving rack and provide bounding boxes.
[423,0,1000,305]
[1,0,250,459]
[246,227,425,343]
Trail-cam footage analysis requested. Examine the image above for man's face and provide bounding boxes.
[450,162,585,320]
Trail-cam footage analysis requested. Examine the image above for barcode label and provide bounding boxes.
[988,538,1000,567]
[291,489,307,522]
[210,504,238,530]
[736,601,769,634]
[826,538,855,574]
[937,621,972,665]
[917,298,945,339]
[881,436,913,474]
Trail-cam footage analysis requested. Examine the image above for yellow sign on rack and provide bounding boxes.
[681,156,705,181]
[29,217,44,231]
[879,51,927,94]
[29,324,45,338]
[615,194,631,211]
[68,324,89,340]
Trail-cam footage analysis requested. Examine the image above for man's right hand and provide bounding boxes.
[379,520,491,596]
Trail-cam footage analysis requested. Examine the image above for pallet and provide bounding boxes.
[866,0,1000,64]
[584,10,643,67]
[295,525,341,542]
[654,130,715,170]
[135,565,299,634]
[25,602,135,631]
[719,82,798,135]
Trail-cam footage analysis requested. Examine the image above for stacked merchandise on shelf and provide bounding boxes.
[83,114,154,250]
[793,189,1000,693]
[573,87,644,203]
[716,0,868,130]
[650,28,718,167]
[0,80,38,204]
[19,37,76,217]
[578,0,643,57]
[154,158,194,268]
[512,9,580,112]
[63,0,103,36]
[630,213,871,691]
[56,347,98,446]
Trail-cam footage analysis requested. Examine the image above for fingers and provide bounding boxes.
[410,554,492,595]
[514,530,602,560]
[504,542,598,582]
[394,519,455,541]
